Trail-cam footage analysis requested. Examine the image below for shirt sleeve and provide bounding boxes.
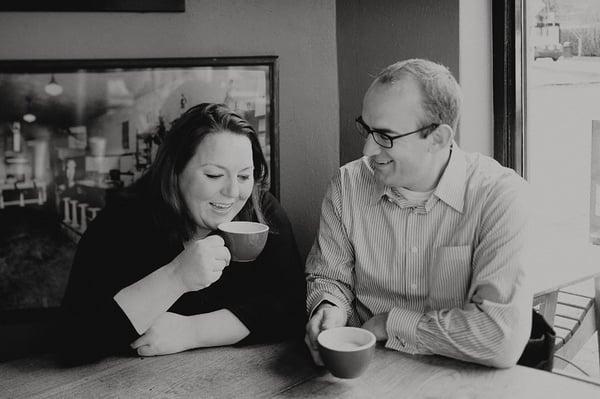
[305,173,357,323]
[58,203,147,365]
[386,175,532,368]
[226,192,307,345]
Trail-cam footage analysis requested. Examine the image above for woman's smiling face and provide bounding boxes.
[178,131,254,236]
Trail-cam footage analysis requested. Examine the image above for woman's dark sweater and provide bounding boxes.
[59,190,306,365]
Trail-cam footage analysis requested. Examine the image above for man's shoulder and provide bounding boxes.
[463,151,528,204]
[464,151,525,188]
[340,157,367,172]
[328,157,377,197]
[338,157,375,183]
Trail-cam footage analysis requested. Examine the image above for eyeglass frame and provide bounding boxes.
[355,116,439,149]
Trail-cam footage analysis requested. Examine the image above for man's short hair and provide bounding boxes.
[375,59,462,132]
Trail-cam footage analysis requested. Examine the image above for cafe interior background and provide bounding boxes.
[0,0,598,379]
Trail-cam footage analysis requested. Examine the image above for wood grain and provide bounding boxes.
[1,340,318,398]
[277,347,600,399]
[1,341,599,398]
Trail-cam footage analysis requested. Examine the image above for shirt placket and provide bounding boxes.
[402,206,420,352]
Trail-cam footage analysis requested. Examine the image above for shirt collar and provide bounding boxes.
[368,142,466,213]
[365,157,388,205]
[433,142,466,213]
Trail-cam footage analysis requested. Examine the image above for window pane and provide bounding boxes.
[526,0,600,244]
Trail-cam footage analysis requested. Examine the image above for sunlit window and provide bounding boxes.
[522,0,600,378]
[525,0,600,244]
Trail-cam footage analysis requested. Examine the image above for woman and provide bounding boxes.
[60,103,306,364]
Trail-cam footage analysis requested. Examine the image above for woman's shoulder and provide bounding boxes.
[259,190,279,210]
[260,191,285,219]
[258,190,295,237]
[87,186,153,235]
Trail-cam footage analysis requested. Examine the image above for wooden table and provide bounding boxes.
[1,340,599,398]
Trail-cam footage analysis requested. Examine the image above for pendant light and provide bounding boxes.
[23,96,36,123]
[45,74,63,96]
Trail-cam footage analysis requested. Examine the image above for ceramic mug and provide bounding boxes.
[217,221,269,262]
[317,326,376,379]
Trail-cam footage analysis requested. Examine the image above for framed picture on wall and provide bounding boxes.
[0,56,279,354]
[0,1,185,12]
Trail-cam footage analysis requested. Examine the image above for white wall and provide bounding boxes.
[459,0,494,156]
[0,0,339,257]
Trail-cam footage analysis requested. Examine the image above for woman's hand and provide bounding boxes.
[173,235,231,292]
[130,312,197,356]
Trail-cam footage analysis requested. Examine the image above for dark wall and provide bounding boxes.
[337,0,460,165]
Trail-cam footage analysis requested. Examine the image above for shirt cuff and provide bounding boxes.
[385,307,424,354]
[308,292,352,321]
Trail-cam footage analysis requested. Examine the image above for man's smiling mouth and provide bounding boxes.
[374,160,393,168]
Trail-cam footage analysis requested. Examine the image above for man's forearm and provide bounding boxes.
[306,276,355,317]
[404,301,530,368]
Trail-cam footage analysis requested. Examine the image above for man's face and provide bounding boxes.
[361,77,434,191]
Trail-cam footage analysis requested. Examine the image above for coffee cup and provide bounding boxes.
[317,326,376,379]
[217,221,269,262]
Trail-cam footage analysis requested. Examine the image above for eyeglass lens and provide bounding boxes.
[356,119,392,148]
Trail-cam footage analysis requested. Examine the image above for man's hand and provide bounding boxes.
[361,313,389,341]
[304,303,347,366]
[130,312,197,356]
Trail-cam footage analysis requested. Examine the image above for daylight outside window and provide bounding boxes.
[525,0,600,245]
[524,0,600,377]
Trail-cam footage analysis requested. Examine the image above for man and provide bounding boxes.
[305,59,531,368]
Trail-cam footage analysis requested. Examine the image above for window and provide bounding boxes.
[494,0,600,377]
[526,0,600,244]
[495,0,600,244]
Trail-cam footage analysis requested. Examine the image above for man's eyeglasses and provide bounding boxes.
[355,116,439,149]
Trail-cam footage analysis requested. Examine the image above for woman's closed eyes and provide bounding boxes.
[205,173,252,181]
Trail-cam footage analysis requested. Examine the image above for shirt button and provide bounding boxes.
[410,283,418,290]
[400,339,407,347]
[410,246,418,253]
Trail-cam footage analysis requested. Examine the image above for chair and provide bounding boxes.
[552,289,599,375]
[527,277,600,376]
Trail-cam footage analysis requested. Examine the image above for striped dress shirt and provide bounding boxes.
[306,145,532,367]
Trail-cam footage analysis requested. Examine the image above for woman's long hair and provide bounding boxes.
[140,103,269,242]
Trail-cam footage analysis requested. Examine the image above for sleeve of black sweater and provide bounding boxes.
[58,200,161,366]
[59,192,307,363]
[225,192,307,345]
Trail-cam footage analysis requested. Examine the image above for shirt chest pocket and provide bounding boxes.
[428,245,472,310]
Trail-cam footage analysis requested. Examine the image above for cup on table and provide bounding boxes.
[217,221,269,262]
[317,326,376,379]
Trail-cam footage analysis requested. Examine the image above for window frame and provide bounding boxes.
[492,0,526,178]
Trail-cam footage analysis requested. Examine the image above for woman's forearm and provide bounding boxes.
[113,261,187,334]
[189,309,250,347]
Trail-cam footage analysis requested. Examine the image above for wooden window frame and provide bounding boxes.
[493,0,526,177]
